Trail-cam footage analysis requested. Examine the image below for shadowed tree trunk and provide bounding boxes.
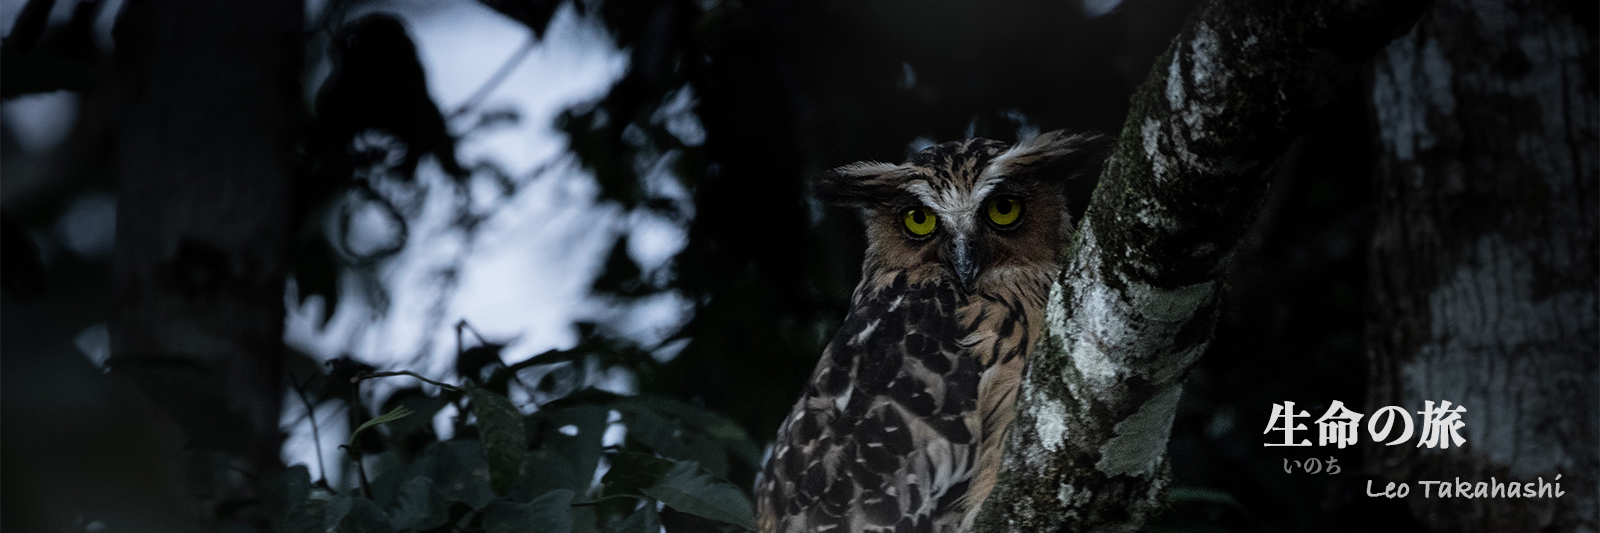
[108,0,302,527]
[1365,0,1598,531]
[973,0,1429,531]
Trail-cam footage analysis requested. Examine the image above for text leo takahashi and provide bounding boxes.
[1366,475,1567,499]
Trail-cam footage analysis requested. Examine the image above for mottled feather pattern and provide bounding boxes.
[757,268,1047,533]
[759,132,1101,533]
[759,271,972,533]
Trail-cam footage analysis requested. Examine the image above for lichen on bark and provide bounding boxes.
[972,0,1429,531]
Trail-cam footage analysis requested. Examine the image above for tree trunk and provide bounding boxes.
[108,0,302,526]
[973,0,1428,531]
[1365,0,1598,531]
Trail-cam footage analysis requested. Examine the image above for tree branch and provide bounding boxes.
[353,370,461,391]
[974,0,1429,531]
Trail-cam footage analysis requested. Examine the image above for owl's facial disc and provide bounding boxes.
[902,178,1003,292]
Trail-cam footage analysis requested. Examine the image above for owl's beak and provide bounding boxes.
[951,236,982,291]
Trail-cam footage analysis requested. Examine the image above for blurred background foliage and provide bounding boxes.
[1,0,1401,531]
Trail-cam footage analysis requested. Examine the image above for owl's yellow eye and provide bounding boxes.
[986,197,1022,227]
[902,206,937,237]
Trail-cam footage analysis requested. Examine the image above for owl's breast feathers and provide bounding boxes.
[757,270,1045,533]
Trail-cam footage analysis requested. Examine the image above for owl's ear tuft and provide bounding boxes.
[817,161,910,206]
[986,130,1111,181]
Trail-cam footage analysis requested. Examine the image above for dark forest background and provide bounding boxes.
[2,0,1590,532]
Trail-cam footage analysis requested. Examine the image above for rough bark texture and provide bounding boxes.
[108,0,302,526]
[1365,0,1598,531]
[972,1,1429,531]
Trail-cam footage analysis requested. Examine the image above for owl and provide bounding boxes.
[756,131,1106,533]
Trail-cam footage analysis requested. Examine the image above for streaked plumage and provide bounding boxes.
[757,131,1106,533]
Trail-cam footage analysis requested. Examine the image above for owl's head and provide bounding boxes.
[820,130,1107,292]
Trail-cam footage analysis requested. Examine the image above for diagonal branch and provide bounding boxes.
[973,0,1430,531]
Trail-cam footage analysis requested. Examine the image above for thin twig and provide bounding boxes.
[457,319,490,347]
[289,374,330,486]
[352,370,461,391]
[446,34,538,120]
[339,444,373,499]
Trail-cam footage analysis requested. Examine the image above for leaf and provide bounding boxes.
[515,449,584,502]
[336,497,397,533]
[283,464,313,506]
[607,504,661,533]
[625,397,761,469]
[273,464,316,532]
[600,451,675,498]
[283,498,328,533]
[543,389,762,472]
[380,387,449,439]
[484,489,576,533]
[468,385,528,495]
[640,461,754,530]
[570,505,600,533]
[591,235,654,298]
[530,403,608,492]
[622,409,728,478]
[322,495,354,531]
[384,441,496,509]
[457,343,507,384]
[390,477,450,531]
[350,405,414,446]
[508,347,588,373]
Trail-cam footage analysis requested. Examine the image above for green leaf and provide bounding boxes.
[515,449,584,502]
[351,405,414,446]
[530,403,608,492]
[626,397,761,469]
[468,385,528,495]
[283,498,328,533]
[540,389,762,472]
[336,497,397,533]
[484,489,576,533]
[323,495,355,531]
[600,451,675,498]
[435,441,497,508]
[570,505,601,533]
[283,464,313,506]
[622,409,729,478]
[380,387,450,440]
[607,504,661,533]
[380,441,496,509]
[390,477,450,531]
[640,461,754,530]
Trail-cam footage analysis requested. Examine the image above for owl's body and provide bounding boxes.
[756,132,1104,533]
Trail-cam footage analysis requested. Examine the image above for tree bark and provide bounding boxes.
[1365,0,1598,531]
[973,1,1428,531]
[108,0,302,526]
